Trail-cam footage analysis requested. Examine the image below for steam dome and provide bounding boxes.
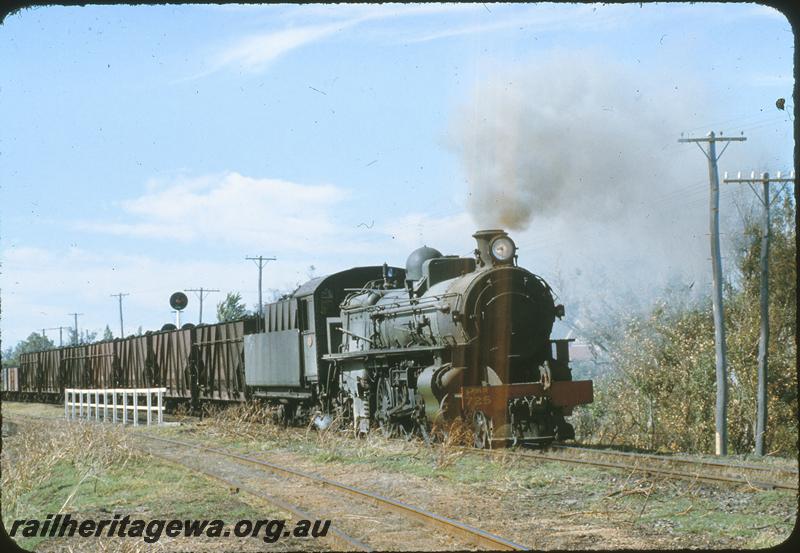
[405,246,442,282]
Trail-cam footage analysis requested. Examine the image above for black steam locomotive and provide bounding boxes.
[5,229,592,447]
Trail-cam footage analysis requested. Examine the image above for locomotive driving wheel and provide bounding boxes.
[473,410,493,449]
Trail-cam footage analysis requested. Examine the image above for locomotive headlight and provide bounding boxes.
[490,236,516,262]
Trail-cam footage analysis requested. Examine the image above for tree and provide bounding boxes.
[217,292,247,322]
[577,190,796,456]
[726,190,796,454]
[2,333,55,366]
[68,328,97,345]
[102,325,114,341]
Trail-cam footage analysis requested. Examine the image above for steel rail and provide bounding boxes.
[145,448,372,552]
[7,411,796,492]
[142,434,528,551]
[550,444,799,476]
[5,413,370,551]
[465,447,797,491]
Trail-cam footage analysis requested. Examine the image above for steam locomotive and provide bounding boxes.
[4,229,592,447]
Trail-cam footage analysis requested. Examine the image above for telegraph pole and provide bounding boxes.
[68,313,84,345]
[185,287,220,324]
[678,131,746,456]
[110,292,129,338]
[48,326,67,347]
[723,170,795,456]
[245,255,276,329]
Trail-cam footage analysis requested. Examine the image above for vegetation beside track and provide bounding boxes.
[572,194,796,456]
[1,408,307,552]
[3,401,797,550]
[157,402,797,549]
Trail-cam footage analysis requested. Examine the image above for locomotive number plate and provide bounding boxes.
[462,387,492,409]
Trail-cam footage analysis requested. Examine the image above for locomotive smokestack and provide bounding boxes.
[473,229,516,268]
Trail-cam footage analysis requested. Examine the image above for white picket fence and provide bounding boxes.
[64,388,166,426]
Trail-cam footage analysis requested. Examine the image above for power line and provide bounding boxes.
[185,288,220,324]
[677,131,746,457]
[110,292,129,338]
[723,170,795,456]
[43,326,67,347]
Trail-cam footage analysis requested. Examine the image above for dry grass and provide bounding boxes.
[430,417,474,469]
[1,418,145,520]
[41,537,158,553]
[170,402,193,423]
[194,401,285,444]
[184,402,482,473]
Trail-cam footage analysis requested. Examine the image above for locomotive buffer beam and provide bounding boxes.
[461,381,593,444]
[461,381,593,415]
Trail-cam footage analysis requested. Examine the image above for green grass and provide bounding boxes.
[1,411,288,552]
[9,456,285,551]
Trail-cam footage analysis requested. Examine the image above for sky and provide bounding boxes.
[0,2,795,349]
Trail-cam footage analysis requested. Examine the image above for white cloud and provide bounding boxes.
[212,22,353,73]
[199,3,484,77]
[75,172,351,254]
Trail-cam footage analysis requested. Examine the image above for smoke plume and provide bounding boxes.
[448,52,750,312]
[451,52,702,231]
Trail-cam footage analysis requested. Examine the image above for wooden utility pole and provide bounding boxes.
[68,313,84,345]
[678,131,746,456]
[110,292,129,338]
[47,326,67,347]
[723,170,795,455]
[245,255,276,329]
[185,287,220,324]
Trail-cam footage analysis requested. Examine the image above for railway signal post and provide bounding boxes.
[678,131,746,456]
[169,292,189,327]
[723,170,795,456]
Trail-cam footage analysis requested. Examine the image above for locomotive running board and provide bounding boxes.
[323,344,445,361]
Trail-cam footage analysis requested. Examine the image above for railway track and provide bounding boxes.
[463,443,797,491]
[143,446,371,552]
[4,412,527,551]
[138,434,527,551]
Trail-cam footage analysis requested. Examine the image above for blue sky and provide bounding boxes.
[0,2,794,347]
